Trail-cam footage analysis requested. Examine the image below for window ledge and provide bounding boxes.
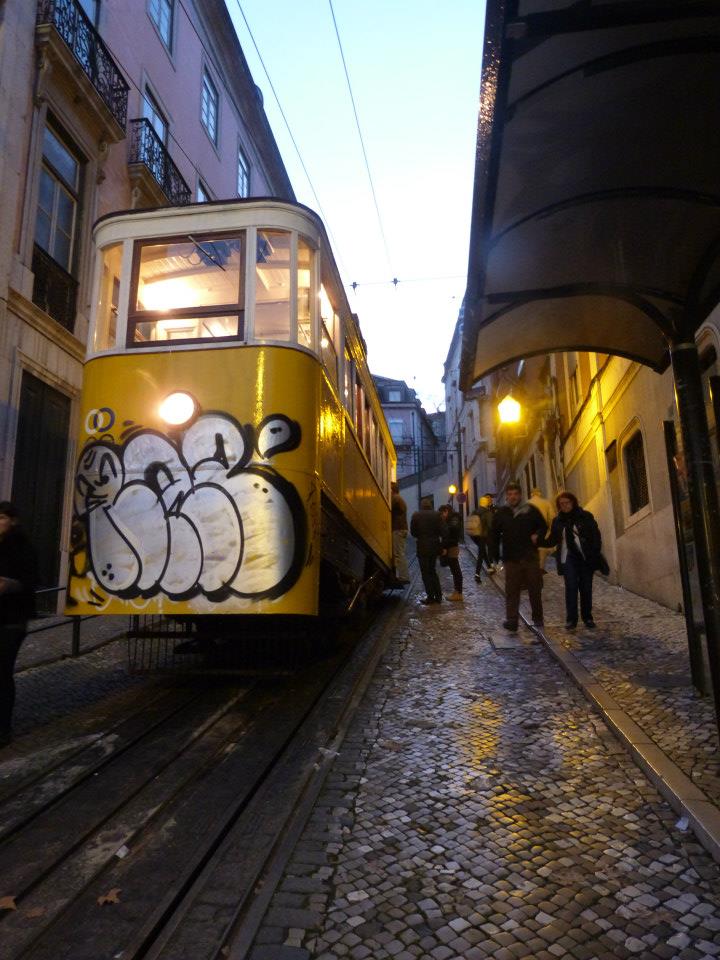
[8,287,86,362]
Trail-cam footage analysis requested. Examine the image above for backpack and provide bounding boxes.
[465,512,482,537]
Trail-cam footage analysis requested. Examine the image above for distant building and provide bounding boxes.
[442,306,498,516]
[0,0,293,593]
[373,374,446,513]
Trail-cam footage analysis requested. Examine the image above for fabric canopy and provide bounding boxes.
[462,0,720,388]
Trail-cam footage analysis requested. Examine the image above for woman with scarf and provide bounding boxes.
[545,491,604,630]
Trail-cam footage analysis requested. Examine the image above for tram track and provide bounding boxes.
[0,589,410,960]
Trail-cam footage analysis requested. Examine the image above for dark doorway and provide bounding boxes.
[11,371,71,590]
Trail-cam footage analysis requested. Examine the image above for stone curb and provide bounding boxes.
[471,547,720,864]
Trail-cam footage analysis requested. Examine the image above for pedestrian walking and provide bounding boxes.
[438,503,463,601]
[390,481,410,584]
[528,486,555,571]
[465,494,494,582]
[410,497,443,605]
[544,491,605,630]
[0,502,37,747]
[489,481,547,631]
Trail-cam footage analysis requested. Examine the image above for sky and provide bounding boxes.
[227,0,486,412]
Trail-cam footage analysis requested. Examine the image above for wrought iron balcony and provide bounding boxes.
[36,0,129,135]
[32,243,78,333]
[129,119,192,207]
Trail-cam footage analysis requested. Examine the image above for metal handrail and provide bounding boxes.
[29,585,97,657]
[129,118,192,206]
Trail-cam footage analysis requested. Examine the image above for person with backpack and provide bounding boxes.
[466,494,494,583]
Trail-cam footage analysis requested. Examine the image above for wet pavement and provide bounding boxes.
[245,554,720,960]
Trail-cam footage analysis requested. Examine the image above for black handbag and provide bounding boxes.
[596,553,610,576]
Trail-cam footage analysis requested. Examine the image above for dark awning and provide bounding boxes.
[462,0,720,388]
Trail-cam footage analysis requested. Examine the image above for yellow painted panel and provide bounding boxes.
[67,347,320,616]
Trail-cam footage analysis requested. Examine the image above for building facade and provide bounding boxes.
[0,0,292,595]
[443,295,720,612]
[442,308,498,517]
[373,374,446,513]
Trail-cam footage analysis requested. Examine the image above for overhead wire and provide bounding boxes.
[327,0,396,284]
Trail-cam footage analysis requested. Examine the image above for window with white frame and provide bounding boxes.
[237,146,250,197]
[388,419,403,442]
[623,430,649,515]
[148,0,173,49]
[35,124,82,273]
[201,69,219,144]
[143,87,167,143]
[388,389,402,402]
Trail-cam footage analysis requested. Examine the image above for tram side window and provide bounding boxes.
[355,378,364,442]
[255,229,291,341]
[129,234,244,345]
[319,285,338,386]
[343,349,355,419]
[94,243,121,351]
[297,237,314,349]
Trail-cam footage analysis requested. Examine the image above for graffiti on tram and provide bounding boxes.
[69,411,307,606]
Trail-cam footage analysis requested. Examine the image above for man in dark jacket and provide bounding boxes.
[0,502,37,747]
[410,497,443,605]
[489,482,547,630]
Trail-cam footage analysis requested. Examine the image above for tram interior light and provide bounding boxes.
[159,391,197,426]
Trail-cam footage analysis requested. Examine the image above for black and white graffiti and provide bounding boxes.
[73,412,306,603]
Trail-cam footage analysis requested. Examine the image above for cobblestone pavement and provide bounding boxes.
[512,568,720,808]
[247,555,720,960]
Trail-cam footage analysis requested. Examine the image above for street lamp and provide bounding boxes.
[498,394,522,424]
[448,483,457,507]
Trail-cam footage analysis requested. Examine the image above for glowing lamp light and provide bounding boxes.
[320,336,330,349]
[159,391,197,426]
[498,394,522,424]
[448,484,458,496]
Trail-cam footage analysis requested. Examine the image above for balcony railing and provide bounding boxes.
[36,0,129,132]
[129,119,192,206]
[32,243,78,332]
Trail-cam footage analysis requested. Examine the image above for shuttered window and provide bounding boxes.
[624,431,649,514]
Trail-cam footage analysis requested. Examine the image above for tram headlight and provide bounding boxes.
[158,391,197,426]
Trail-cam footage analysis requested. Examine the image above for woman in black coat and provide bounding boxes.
[0,502,37,746]
[545,491,603,630]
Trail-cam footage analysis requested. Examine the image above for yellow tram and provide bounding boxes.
[67,199,395,620]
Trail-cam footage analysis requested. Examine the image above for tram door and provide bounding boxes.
[11,371,71,591]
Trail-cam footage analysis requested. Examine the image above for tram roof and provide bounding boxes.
[461,0,720,388]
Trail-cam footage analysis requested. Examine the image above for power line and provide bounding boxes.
[327,0,395,280]
[103,1,348,275]
[229,4,338,242]
[347,274,465,291]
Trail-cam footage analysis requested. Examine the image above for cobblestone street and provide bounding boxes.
[246,555,720,960]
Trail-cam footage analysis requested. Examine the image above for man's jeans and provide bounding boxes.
[392,529,409,580]
[504,558,543,625]
[418,555,441,602]
[0,623,27,734]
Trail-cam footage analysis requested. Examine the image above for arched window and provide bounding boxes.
[623,431,649,515]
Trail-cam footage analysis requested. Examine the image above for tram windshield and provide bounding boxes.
[129,234,245,345]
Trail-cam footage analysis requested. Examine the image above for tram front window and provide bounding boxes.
[129,234,244,345]
[255,229,290,341]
